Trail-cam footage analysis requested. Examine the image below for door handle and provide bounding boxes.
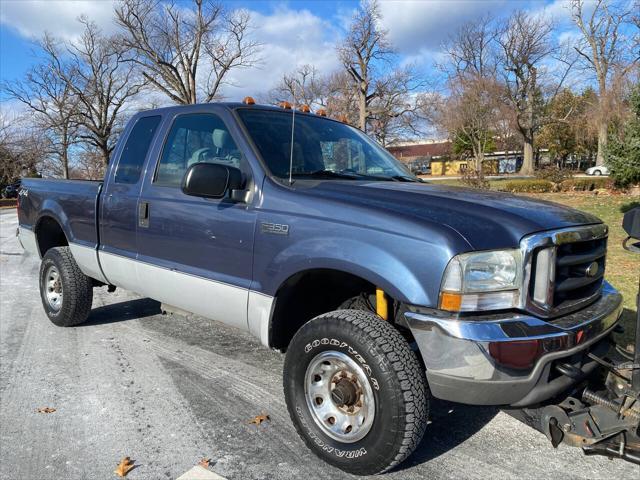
[138,201,150,228]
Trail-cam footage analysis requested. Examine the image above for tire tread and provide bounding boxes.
[285,309,428,475]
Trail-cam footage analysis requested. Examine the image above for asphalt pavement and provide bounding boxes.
[0,210,636,479]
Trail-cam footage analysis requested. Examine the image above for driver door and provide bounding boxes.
[135,111,256,331]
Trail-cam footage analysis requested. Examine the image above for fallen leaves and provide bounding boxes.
[114,457,135,477]
[248,413,270,426]
[198,458,211,468]
[36,407,56,414]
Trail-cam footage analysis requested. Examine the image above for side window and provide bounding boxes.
[114,116,161,184]
[155,113,243,187]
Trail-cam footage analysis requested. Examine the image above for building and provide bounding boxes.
[386,139,452,161]
[387,139,536,176]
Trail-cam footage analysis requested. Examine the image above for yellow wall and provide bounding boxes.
[431,160,498,175]
[431,160,467,175]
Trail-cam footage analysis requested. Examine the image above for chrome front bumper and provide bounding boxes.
[405,282,623,406]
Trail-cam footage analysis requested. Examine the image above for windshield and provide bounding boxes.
[236,109,416,181]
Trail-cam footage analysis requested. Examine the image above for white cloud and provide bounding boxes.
[378,0,512,55]
[0,99,27,122]
[221,6,341,101]
[0,0,117,41]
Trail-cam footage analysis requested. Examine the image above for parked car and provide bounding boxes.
[2,181,20,198]
[586,165,609,176]
[16,101,623,475]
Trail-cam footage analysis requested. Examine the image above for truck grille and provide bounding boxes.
[553,236,606,310]
[523,224,608,318]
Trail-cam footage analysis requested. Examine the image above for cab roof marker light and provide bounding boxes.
[279,101,292,110]
[243,96,256,105]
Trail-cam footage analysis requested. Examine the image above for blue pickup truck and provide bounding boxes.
[17,101,623,475]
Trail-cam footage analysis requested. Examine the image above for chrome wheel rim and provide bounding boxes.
[44,265,63,311]
[304,351,375,443]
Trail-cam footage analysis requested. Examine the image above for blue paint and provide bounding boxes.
[18,103,603,310]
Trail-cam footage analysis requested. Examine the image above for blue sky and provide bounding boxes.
[0,0,605,107]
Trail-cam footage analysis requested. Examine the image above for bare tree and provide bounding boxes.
[0,115,47,184]
[441,15,497,80]
[73,148,106,180]
[432,17,501,174]
[115,0,260,104]
[368,68,424,146]
[430,76,502,174]
[497,11,556,175]
[268,65,329,109]
[3,62,80,179]
[338,0,393,131]
[325,71,359,122]
[43,20,142,165]
[571,0,637,165]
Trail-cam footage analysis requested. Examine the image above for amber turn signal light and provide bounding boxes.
[439,292,462,312]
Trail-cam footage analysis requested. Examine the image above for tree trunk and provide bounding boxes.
[358,88,367,132]
[521,138,534,175]
[474,143,484,175]
[62,150,69,179]
[99,143,110,166]
[596,119,607,166]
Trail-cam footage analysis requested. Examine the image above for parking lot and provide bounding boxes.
[0,209,636,479]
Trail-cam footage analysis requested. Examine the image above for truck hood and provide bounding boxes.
[299,181,602,250]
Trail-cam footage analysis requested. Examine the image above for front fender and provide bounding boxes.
[267,236,426,304]
[253,222,464,307]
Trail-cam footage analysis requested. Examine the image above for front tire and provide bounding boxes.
[39,247,93,327]
[594,169,602,176]
[283,310,428,475]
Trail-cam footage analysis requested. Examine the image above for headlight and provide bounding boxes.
[439,249,521,312]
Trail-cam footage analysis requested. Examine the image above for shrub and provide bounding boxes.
[500,179,554,193]
[460,167,490,189]
[561,177,612,192]
[535,166,573,190]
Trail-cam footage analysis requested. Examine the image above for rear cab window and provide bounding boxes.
[114,115,162,184]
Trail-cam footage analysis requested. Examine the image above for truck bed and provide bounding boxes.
[18,178,103,249]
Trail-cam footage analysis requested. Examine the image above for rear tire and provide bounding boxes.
[39,247,93,327]
[283,309,429,475]
[594,169,602,176]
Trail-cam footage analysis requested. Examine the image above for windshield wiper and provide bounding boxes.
[291,170,421,183]
[292,170,362,180]
[388,175,420,182]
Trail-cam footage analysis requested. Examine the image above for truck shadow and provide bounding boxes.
[399,399,499,470]
[81,298,162,326]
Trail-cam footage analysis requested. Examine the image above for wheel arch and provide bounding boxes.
[35,214,69,258]
[268,267,399,351]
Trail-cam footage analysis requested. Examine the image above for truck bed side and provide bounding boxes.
[17,178,104,281]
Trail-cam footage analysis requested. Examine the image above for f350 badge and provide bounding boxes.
[261,222,289,236]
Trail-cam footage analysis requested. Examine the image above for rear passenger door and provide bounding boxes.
[99,115,162,291]
[135,111,256,331]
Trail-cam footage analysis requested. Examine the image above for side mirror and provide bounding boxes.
[623,207,640,239]
[182,163,243,200]
[622,207,640,253]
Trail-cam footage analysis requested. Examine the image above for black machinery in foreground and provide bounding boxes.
[512,207,640,465]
